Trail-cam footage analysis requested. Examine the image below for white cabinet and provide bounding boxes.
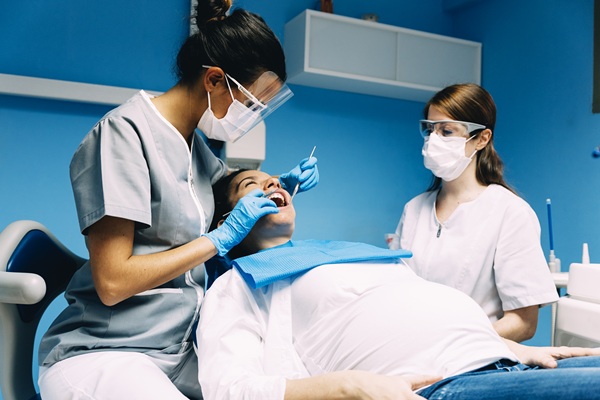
[284,10,482,102]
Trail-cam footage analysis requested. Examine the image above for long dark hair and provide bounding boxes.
[208,169,251,262]
[209,169,247,232]
[175,0,286,86]
[424,83,514,193]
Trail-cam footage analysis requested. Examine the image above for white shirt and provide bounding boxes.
[396,184,558,321]
[196,262,517,400]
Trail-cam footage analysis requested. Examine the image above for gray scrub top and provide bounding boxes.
[39,91,228,367]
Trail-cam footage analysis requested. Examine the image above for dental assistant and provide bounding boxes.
[395,83,557,343]
[37,1,318,399]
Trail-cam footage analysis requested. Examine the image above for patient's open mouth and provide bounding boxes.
[267,192,287,207]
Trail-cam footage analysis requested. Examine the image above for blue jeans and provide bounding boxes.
[418,356,600,399]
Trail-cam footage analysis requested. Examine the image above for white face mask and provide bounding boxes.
[422,133,477,182]
[197,87,262,143]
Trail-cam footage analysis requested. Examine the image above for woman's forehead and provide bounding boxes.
[231,170,272,190]
[427,105,451,120]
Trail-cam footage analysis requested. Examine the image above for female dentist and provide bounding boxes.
[396,83,557,343]
[37,0,318,399]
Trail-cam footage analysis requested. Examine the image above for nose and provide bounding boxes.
[264,177,281,192]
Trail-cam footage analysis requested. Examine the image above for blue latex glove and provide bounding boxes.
[279,156,319,195]
[204,189,279,256]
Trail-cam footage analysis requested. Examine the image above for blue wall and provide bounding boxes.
[450,0,600,267]
[1,0,597,396]
[446,0,600,346]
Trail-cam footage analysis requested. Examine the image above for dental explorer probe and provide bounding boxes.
[221,190,278,218]
[291,146,317,200]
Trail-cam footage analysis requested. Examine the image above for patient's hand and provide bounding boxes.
[342,371,440,399]
[504,339,600,368]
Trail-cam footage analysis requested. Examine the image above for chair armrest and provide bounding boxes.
[0,271,46,305]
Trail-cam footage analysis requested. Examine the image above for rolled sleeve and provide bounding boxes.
[494,201,559,311]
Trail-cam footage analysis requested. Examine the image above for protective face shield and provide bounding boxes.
[232,71,293,125]
[198,68,293,142]
[197,90,261,142]
[422,133,477,182]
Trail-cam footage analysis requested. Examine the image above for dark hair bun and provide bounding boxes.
[195,0,233,28]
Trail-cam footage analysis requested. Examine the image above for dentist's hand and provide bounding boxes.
[279,156,319,195]
[204,189,279,256]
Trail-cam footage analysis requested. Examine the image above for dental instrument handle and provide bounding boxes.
[546,199,561,272]
[548,250,561,273]
[546,199,554,251]
[582,243,590,264]
[291,146,317,200]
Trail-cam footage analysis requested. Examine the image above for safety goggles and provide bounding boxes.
[419,119,486,138]
[204,66,293,130]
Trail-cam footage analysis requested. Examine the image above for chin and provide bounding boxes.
[255,206,295,233]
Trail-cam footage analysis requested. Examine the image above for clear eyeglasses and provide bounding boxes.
[419,119,486,138]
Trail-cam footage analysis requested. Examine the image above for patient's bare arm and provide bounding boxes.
[284,371,440,400]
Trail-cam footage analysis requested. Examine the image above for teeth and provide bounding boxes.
[268,192,286,207]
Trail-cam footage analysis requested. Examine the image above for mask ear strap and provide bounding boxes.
[466,133,479,159]
[207,91,212,109]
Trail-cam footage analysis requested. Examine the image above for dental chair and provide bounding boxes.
[0,220,86,400]
[554,263,600,347]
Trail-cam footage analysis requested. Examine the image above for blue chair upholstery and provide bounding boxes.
[0,221,86,400]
